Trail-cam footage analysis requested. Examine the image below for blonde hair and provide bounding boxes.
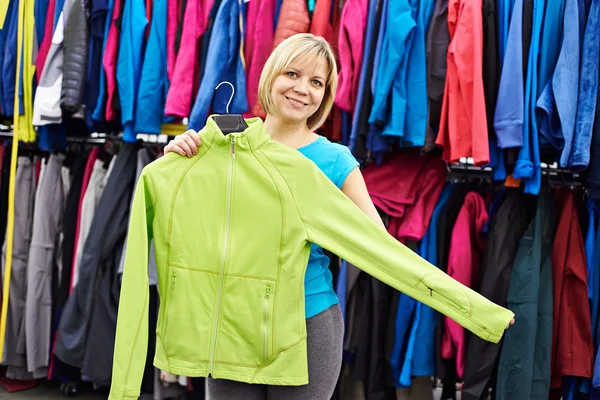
[258,34,338,131]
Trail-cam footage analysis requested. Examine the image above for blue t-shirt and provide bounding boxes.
[297,135,359,318]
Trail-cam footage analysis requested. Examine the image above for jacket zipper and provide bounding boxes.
[263,284,270,361]
[163,271,176,347]
[209,136,236,375]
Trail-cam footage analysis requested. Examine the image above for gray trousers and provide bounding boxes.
[25,153,65,377]
[1,156,36,380]
[207,304,344,400]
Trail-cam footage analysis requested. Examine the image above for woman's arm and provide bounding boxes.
[163,130,202,157]
[341,167,386,230]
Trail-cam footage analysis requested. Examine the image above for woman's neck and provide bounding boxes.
[263,115,318,149]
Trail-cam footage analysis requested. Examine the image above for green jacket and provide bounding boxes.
[109,117,514,399]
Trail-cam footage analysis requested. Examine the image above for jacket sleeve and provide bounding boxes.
[108,173,154,400]
[291,161,515,344]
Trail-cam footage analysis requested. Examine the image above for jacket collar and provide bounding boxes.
[201,116,271,150]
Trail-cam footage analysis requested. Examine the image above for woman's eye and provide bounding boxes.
[286,71,297,78]
[313,80,323,87]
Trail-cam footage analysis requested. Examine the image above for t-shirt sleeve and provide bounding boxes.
[333,145,359,188]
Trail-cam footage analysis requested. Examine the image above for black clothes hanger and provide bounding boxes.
[212,81,248,135]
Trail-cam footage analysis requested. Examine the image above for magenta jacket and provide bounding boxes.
[334,0,368,113]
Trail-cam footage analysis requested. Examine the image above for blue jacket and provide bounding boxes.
[116,0,148,142]
[570,0,600,171]
[83,0,110,132]
[135,0,168,134]
[34,0,49,58]
[370,0,425,145]
[188,0,248,131]
[537,0,580,168]
[91,0,115,123]
[348,0,377,155]
[2,0,18,117]
[513,0,545,195]
[494,0,525,149]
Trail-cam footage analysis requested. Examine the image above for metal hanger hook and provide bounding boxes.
[215,81,235,114]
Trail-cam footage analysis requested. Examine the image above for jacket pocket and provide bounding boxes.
[216,276,275,367]
[160,266,214,361]
[418,274,471,317]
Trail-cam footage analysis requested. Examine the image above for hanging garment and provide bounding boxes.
[71,158,107,288]
[425,0,449,151]
[164,0,210,119]
[309,0,333,43]
[1,156,36,381]
[536,0,580,168]
[109,117,514,399]
[81,146,147,388]
[134,0,167,134]
[494,0,525,149]
[482,0,499,140]
[102,0,126,122]
[35,0,56,83]
[61,0,89,113]
[334,0,368,113]
[441,192,488,379]
[272,0,310,49]
[116,0,148,141]
[496,185,557,400]
[33,0,76,126]
[550,188,594,390]
[436,0,489,166]
[243,0,275,119]
[47,150,88,381]
[461,188,536,400]
[187,0,248,131]
[54,143,138,369]
[70,147,102,290]
[570,0,600,171]
[25,153,66,378]
[2,0,19,117]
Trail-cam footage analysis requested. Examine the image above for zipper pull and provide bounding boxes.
[231,137,236,157]
[265,285,271,299]
[171,272,176,290]
[429,288,432,296]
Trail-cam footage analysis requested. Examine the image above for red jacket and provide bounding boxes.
[272,0,310,48]
[436,0,489,166]
[309,0,333,42]
[164,0,211,118]
[441,191,488,379]
[551,189,593,389]
[244,0,276,119]
[333,0,368,113]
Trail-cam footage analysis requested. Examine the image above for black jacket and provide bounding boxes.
[61,0,89,113]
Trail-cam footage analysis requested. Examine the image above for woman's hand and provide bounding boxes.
[163,130,202,157]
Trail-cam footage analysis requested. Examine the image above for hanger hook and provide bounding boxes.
[215,81,235,114]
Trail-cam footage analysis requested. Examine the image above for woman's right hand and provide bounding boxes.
[163,129,202,157]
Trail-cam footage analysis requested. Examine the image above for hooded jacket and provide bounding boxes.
[109,117,515,399]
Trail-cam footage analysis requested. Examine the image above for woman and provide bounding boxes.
[163,34,512,399]
[164,33,385,399]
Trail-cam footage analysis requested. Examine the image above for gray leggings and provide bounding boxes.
[207,304,344,400]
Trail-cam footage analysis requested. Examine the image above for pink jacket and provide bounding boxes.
[244,0,276,119]
[164,0,212,118]
[167,0,182,82]
[441,191,488,379]
[333,0,368,113]
[103,0,125,122]
[309,0,333,43]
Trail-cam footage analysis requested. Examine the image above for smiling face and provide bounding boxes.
[270,58,328,127]
[258,34,338,131]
